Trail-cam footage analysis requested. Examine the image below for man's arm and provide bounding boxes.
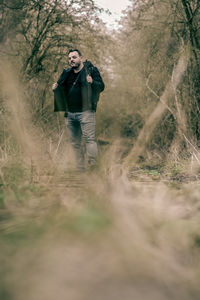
[52,68,70,91]
[53,71,69,112]
[87,67,105,93]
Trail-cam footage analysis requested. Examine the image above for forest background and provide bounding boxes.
[1,0,200,179]
[1,1,200,300]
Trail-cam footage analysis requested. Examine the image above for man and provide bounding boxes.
[52,49,105,171]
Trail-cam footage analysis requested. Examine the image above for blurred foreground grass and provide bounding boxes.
[0,166,200,300]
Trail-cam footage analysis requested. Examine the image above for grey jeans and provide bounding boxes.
[65,111,98,170]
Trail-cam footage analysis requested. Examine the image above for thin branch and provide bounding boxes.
[2,1,26,10]
[146,75,176,118]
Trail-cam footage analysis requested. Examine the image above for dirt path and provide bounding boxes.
[1,170,200,300]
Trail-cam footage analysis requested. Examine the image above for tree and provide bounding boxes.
[0,0,109,134]
[106,0,200,162]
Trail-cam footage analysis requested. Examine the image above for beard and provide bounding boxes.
[71,62,81,69]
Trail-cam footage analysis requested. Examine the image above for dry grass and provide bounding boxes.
[1,172,200,300]
[1,60,200,300]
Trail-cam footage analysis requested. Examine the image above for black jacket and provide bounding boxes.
[53,61,105,112]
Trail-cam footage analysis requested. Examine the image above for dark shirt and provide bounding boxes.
[54,62,105,113]
[65,70,82,112]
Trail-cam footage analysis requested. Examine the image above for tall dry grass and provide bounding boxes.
[0,59,200,300]
[1,175,200,300]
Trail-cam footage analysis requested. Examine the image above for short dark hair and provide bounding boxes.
[68,49,82,56]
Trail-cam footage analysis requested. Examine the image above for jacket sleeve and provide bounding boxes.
[91,67,105,93]
[53,68,69,112]
[53,85,68,112]
[57,68,70,86]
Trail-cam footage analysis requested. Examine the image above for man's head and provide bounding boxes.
[68,49,83,71]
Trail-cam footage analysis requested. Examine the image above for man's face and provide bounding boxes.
[68,51,82,69]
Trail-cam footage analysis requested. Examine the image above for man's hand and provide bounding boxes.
[86,75,93,84]
[52,82,58,90]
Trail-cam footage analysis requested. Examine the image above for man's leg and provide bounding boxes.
[80,111,98,166]
[65,113,85,170]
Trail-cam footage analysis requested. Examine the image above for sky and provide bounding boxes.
[94,0,131,28]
